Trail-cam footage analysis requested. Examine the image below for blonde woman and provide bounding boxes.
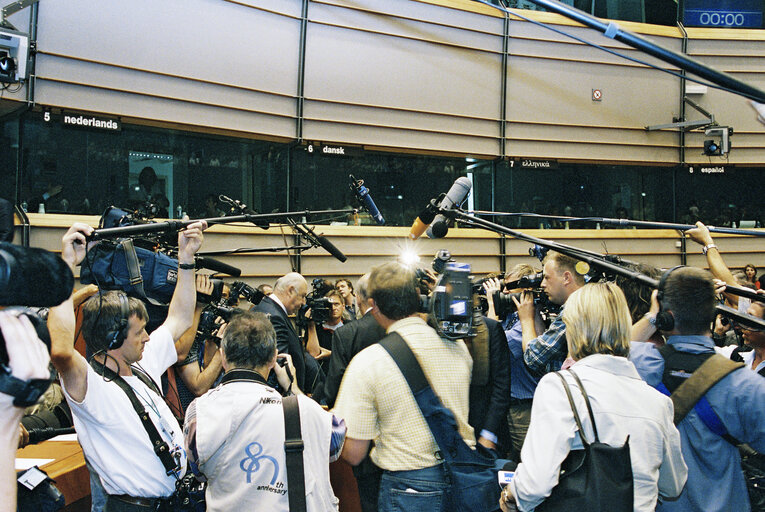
[500,282,687,512]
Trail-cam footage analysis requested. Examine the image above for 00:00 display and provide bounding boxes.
[698,12,747,26]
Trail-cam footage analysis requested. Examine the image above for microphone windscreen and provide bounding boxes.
[429,219,450,239]
[316,235,347,263]
[195,256,242,277]
[0,243,74,307]
[409,218,430,240]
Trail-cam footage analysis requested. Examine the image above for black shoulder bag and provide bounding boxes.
[537,369,633,512]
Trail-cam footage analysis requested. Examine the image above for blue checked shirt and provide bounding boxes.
[522,311,567,377]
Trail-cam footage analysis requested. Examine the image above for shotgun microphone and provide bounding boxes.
[426,177,472,239]
[350,175,385,225]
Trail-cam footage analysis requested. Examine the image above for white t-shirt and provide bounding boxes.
[62,326,187,497]
[194,381,339,512]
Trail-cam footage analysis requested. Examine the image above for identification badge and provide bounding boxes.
[498,470,515,487]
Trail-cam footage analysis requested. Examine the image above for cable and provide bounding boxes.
[473,0,757,102]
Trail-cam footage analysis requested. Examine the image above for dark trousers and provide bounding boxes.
[104,496,172,512]
[353,456,383,512]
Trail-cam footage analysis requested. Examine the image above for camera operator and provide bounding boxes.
[308,289,344,354]
[483,264,542,461]
[0,312,52,512]
[517,252,585,376]
[252,272,324,396]
[183,311,345,511]
[173,275,225,413]
[48,220,207,511]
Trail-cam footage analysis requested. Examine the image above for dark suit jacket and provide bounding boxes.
[469,317,511,452]
[0,198,13,242]
[321,310,387,408]
[253,296,308,390]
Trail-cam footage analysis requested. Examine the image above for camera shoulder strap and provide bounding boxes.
[656,345,744,445]
[90,360,179,475]
[282,394,306,512]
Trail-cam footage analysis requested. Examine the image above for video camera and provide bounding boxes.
[490,273,558,320]
[298,278,334,326]
[0,241,64,407]
[196,280,264,345]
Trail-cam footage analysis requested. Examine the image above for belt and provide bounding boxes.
[110,494,171,508]
[509,397,533,405]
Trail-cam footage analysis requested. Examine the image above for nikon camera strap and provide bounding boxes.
[282,395,306,512]
[91,360,179,475]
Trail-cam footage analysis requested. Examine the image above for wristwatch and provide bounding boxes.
[702,243,717,255]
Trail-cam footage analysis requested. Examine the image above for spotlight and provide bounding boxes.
[398,248,420,267]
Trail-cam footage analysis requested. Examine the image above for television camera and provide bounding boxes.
[297,278,334,326]
[195,280,264,345]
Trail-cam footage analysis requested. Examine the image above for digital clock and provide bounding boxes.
[683,0,763,28]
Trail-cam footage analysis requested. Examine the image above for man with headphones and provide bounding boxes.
[49,220,207,512]
[630,266,765,512]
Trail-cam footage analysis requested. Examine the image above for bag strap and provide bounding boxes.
[379,332,429,392]
[90,360,179,475]
[567,369,600,443]
[379,331,483,465]
[282,395,306,512]
[554,372,590,446]
[663,352,744,424]
[119,239,163,306]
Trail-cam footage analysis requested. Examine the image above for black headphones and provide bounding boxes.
[654,265,683,332]
[105,293,130,351]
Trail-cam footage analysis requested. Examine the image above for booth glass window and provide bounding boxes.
[17,113,288,218]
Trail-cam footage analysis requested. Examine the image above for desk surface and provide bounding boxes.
[17,440,90,505]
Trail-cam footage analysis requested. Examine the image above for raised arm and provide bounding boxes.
[162,220,207,341]
[49,223,93,403]
[685,222,738,287]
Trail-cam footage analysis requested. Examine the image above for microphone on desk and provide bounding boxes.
[349,175,385,225]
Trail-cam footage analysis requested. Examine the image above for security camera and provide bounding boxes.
[0,28,29,83]
[703,126,732,156]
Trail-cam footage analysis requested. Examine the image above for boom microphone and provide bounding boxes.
[426,177,472,239]
[315,234,348,263]
[195,256,242,277]
[409,200,439,240]
[0,243,74,307]
[26,427,76,445]
[350,175,385,225]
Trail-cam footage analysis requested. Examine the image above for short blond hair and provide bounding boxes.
[562,282,631,360]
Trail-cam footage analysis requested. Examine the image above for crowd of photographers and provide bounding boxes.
[2,218,765,512]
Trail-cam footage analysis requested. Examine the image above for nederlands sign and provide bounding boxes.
[44,109,122,131]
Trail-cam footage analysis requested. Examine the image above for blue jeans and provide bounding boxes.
[378,464,450,512]
[85,458,106,512]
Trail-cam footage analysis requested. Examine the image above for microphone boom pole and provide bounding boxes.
[438,206,765,330]
[503,0,765,104]
[471,211,765,237]
[89,208,357,240]
[573,217,765,237]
